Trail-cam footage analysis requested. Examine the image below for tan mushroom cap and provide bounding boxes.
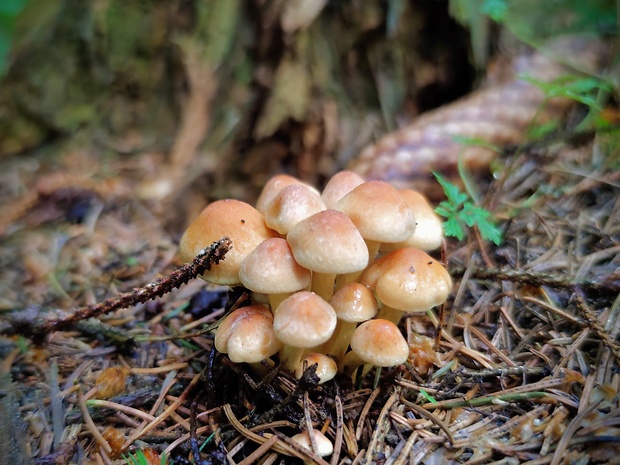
[321,170,365,209]
[255,174,320,214]
[330,282,378,322]
[380,189,443,252]
[239,237,311,294]
[335,180,416,243]
[273,291,337,348]
[295,353,338,384]
[291,430,334,458]
[214,305,282,363]
[361,247,452,313]
[350,319,409,367]
[286,210,369,274]
[263,184,326,234]
[178,199,279,285]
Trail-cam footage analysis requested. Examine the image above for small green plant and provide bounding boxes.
[434,172,503,245]
[524,74,614,133]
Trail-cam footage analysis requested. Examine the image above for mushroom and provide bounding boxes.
[272,291,337,371]
[380,189,444,252]
[255,174,320,214]
[295,353,338,384]
[360,247,452,325]
[322,282,378,361]
[179,199,279,285]
[287,210,369,300]
[335,180,416,260]
[342,318,409,375]
[263,184,326,234]
[321,170,365,209]
[214,305,282,363]
[239,237,311,311]
[290,430,334,464]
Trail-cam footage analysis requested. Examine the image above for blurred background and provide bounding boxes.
[0,0,616,237]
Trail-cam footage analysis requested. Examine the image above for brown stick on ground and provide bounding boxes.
[2,237,231,338]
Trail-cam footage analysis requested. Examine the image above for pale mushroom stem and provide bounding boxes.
[280,346,306,372]
[268,293,291,314]
[376,306,440,327]
[311,272,337,301]
[334,239,379,291]
[323,321,357,361]
[375,305,403,325]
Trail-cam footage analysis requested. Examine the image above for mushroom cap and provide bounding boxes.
[321,170,365,209]
[350,319,409,367]
[178,199,279,285]
[263,184,326,234]
[361,247,452,313]
[291,430,334,457]
[214,305,282,363]
[295,353,338,384]
[239,237,311,294]
[286,210,369,274]
[330,282,378,322]
[380,189,443,252]
[273,291,337,348]
[255,174,320,214]
[335,180,416,243]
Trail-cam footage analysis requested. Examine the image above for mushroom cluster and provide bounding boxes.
[179,172,452,383]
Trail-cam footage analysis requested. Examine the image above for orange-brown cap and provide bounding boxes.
[179,199,279,285]
[214,305,282,363]
[239,237,311,293]
[380,189,443,252]
[255,174,320,214]
[286,210,369,274]
[330,282,378,322]
[350,319,409,367]
[335,180,416,243]
[273,291,337,348]
[263,184,326,234]
[295,353,338,384]
[321,171,365,209]
[361,247,452,313]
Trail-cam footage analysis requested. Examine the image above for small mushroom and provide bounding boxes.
[322,282,378,361]
[239,237,311,312]
[263,184,326,234]
[295,353,338,384]
[335,180,416,260]
[214,305,282,363]
[380,189,443,252]
[361,247,452,324]
[343,318,409,374]
[321,170,365,209]
[178,199,278,285]
[255,174,320,214]
[272,291,337,371]
[291,430,334,464]
[287,210,368,300]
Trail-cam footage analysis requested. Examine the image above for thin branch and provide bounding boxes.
[449,265,620,295]
[3,238,231,338]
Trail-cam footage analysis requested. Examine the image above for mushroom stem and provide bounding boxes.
[324,320,357,361]
[279,346,306,372]
[311,272,337,301]
[268,293,292,314]
[334,239,380,290]
[375,305,404,325]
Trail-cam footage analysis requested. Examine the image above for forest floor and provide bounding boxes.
[0,81,619,465]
